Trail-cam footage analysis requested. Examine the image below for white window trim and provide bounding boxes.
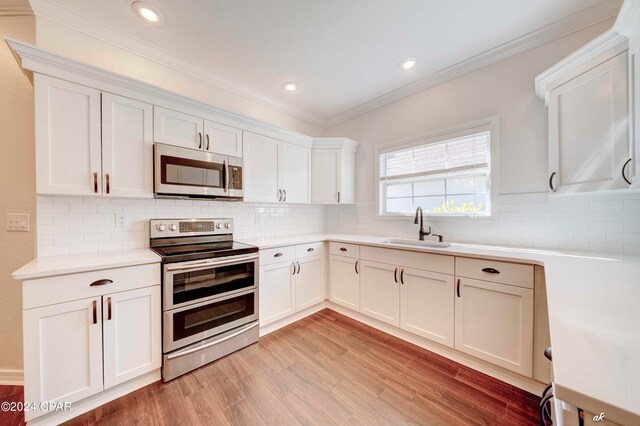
[375,116,500,220]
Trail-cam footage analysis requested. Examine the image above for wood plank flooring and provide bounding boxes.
[0,309,540,425]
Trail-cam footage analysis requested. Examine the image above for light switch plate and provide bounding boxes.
[6,213,30,232]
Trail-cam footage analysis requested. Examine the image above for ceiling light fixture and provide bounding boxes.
[131,1,164,25]
[399,57,418,70]
[282,81,298,92]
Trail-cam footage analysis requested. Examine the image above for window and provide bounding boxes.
[378,124,492,217]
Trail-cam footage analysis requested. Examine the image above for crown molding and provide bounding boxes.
[28,0,327,128]
[326,0,622,127]
[0,6,32,16]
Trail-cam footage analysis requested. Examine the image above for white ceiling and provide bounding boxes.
[31,0,619,123]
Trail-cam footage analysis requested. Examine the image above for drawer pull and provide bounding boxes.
[481,268,500,274]
[307,248,314,252]
[339,247,347,252]
[90,279,113,287]
[456,279,461,298]
[274,253,283,257]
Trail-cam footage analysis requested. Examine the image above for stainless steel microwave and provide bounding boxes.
[154,143,243,200]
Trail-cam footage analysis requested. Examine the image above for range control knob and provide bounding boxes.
[169,224,178,232]
[215,223,222,229]
[224,222,231,229]
[155,224,166,232]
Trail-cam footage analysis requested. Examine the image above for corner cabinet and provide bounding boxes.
[244,131,311,204]
[311,138,359,204]
[536,31,634,194]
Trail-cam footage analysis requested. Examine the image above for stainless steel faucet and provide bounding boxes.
[413,207,431,241]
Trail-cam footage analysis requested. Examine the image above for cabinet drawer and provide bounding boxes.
[295,242,325,259]
[329,242,360,258]
[260,246,296,266]
[360,246,453,275]
[455,257,533,289]
[23,264,160,310]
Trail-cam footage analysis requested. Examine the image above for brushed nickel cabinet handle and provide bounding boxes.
[394,267,398,283]
[92,300,97,324]
[105,173,110,194]
[93,172,98,193]
[278,189,282,202]
[274,252,283,257]
[198,132,203,149]
[283,189,287,202]
[481,268,500,274]
[291,262,295,276]
[549,172,557,192]
[456,279,461,298]
[623,158,632,185]
[296,261,301,275]
[90,279,113,287]
[206,134,210,150]
[355,260,359,274]
[107,297,112,321]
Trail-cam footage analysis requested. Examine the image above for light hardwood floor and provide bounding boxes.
[1,309,540,425]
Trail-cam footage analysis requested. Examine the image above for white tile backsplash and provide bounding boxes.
[36,196,326,257]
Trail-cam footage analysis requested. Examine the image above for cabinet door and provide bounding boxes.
[103,286,161,389]
[23,297,103,421]
[243,132,281,202]
[400,268,454,347]
[295,256,324,311]
[312,149,340,204]
[454,277,533,376]
[153,106,203,149]
[360,260,400,326]
[329,255,360,311]
[204,120,243,157]
[34,74,102,196]
[281,142,311,204]
[259,262,295,325]
[102,94,153,198]
[548,52,630,194]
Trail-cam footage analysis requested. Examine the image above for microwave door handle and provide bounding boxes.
[165,254,258,272]
[224,159,229,193]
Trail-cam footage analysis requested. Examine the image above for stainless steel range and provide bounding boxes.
[150,218,259,381]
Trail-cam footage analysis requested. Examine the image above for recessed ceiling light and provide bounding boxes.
[282,81,298,92]
[399,57,418,70]
[131,1,164,25]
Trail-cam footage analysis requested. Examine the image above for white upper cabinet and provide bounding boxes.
[102,94,154,198]
[536,32,633,195]
[35,74,102,196]
[204,120,243,157]
[312,138,358,204]
[281,142,311,204]
[244,132,281,203]
[244,131,311,204]
[153,106,203,150]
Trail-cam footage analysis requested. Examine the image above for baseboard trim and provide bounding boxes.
[0,369,24,385]
[27,369,160,426]
[259,302,328,336]
[325,302,545,396]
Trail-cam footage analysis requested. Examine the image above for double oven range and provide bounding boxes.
[150,218,259,381]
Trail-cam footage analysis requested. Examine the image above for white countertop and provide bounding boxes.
[11,249,162,280]
[241,234,640,424]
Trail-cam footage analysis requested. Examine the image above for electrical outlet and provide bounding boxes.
[6,213,30,232]
[115,213,128,228]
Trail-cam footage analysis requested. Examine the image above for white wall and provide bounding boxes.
[324,19,640,255]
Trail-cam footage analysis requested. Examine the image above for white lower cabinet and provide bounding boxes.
[400,268,454,348]
[329,255,360,311]
[260,261,296,325]
[295,256,324,310]
[359,260,400,326]
[23,297,104,420]
[103,286,161,389]
[454,277,534,376]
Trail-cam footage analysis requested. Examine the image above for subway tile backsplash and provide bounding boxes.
[37,192,640,257]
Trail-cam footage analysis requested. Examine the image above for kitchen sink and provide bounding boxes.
[383,238,452,248]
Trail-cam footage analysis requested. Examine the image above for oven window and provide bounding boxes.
[161,155,224,188]
[172,262,255,306]
[173,293,255,341]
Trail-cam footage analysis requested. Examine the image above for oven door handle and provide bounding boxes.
[166,322,259,360]
[165,254,258,272]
